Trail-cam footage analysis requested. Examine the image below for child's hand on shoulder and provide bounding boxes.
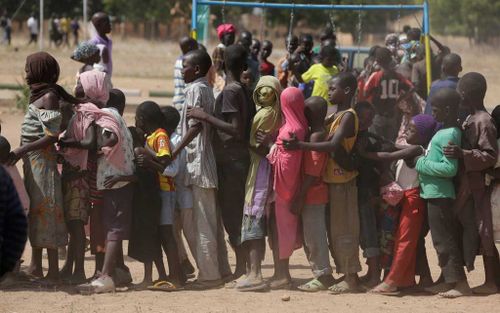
[282,132,300,150]
[104,176,122,189]
[443,141,463,159]
[187,107,209,121]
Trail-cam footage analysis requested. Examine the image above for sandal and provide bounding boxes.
[328,281,361,295]
[297,278,327,292]
[147,280,183,292]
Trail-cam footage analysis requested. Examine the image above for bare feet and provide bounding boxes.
[472,282,498,295]
[425,282,453,294]
[269,277,292,290]
[24,265,43,279]
[439,281,472,299]
[132,280,153,291]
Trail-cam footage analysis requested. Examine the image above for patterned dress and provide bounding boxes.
[21,104,67,249]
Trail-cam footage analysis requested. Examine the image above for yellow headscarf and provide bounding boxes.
[245,76,282,206]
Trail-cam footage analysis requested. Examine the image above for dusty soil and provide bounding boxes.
[1,35,500,313]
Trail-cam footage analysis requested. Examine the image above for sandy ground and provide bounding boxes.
[1,106,500,313]
[1,35,500,312]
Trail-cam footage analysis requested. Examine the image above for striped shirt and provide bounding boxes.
[180,77,218,189]
[173,56,185,112]
[0,166,28,277]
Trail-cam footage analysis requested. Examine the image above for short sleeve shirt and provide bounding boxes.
[364,70,413,116]
[213,82,255,162]
[146,128,175,192]
[304,151,329,205]
[301,64,339,104]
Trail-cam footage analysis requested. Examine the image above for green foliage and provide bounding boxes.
[429,0,500,43]
[15,81,30,112]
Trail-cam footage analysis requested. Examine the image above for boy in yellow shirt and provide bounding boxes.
[294,44,339,104]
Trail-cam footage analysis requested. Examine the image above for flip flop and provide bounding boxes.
[147,280,183,292]
[297,278,327,292]
[328,281,362,295]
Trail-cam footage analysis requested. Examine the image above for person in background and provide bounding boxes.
[277,34,299,89]
[90,12,113,77]
[259,40,275,77]
[238,31,260,90]
[1,10,12,46]
[60,15,70,48]
[71,17,80,46]
[173,36,199,114]
[424,53,462,115]
[250,39,261,64]
[294,44,339,105]
[209,23,236,97]
[27,13,38,46]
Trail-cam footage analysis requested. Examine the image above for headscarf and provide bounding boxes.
[217,23,235,40]
[244,76,282,209]
[412,114,441,146]
[268,87,308,201]
[80,70,110,105]
[25,52,81,104]
[71,41,99,62]
[61,102,124,170]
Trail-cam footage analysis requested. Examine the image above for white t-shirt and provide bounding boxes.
[27,17,38,34]
[396,159,419,191]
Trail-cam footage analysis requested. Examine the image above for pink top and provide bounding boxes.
[62,102,125,170]
[268,87,308,201]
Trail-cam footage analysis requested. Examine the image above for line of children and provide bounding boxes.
[5,27,500,301]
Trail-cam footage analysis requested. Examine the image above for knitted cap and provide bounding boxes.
[412,114,441,145]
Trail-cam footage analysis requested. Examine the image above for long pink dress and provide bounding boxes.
[267,87,308,259]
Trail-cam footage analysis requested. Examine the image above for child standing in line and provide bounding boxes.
[187,45,256,282]
[415,88,470,299]
[294,44,339,104]
[370,114,440,294]
[260,40,275,77]
[174,49,231,290]
[135,101,185,290]
[443,73,500,294]
[490,106,500,248]
[79,89,135,294]
[58,70,110,285]
[161,105,196,279]
[284,72,361,294]
[236,76,282,292]
[294,96,335,292]
[351,102,383,288]
[127,126,167,290]
[267,87,308,289]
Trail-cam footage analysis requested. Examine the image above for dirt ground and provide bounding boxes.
[1,35,500,312]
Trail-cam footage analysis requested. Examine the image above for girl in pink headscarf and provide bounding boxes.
[58,70,117,283]
[267,87,308,289]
